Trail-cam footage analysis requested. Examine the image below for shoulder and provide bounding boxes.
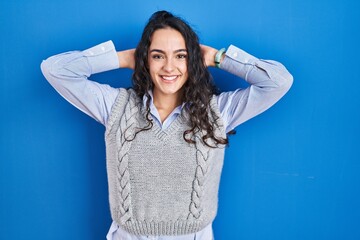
[106,88,141,128]
[113,88,140,105]
[209,95,226,135]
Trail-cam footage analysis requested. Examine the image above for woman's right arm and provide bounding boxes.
[40,40,135,125]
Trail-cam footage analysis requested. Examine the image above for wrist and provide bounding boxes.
[208,48,218,67]
[117,49,135,69]
[215,48,226,68]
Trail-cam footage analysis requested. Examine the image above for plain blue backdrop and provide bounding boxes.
[1,0,359,239]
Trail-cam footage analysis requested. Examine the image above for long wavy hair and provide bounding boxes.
[132,10,230,147]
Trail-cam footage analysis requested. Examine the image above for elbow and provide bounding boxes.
[264,66,293,96]
[40,57,64,84]
[272,61,293,91]
[282,70,293,89]
[277,70,293,96]
[258,60,294,92]
[40,59,49,76]
[40,58,52,83]
[285,70,294,90]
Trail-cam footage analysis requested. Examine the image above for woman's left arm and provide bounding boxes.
[202,44,293,133]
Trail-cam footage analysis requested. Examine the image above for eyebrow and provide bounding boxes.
[149,49,187,54]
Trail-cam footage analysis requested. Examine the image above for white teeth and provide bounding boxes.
[161,75,177,81]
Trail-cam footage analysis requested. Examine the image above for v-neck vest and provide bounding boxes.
[105,88,226,236]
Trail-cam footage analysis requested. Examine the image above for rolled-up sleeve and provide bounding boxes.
[217,45,293,132]
[40,41,120,125]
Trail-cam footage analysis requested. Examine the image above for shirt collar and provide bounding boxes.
[142,90,186,113]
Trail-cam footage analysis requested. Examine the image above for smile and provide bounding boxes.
[160,75,179,82]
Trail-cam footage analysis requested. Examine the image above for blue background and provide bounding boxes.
[1,0,359,239]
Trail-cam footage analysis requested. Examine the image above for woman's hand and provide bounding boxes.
[200,44,218,67]
[117,49,136,69]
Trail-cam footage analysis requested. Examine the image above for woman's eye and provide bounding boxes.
[152,54,164,59]
[177,54,187,59]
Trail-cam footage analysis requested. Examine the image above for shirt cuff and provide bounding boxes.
[223,44,258,65]
[82,40,119,74]
[219,44,260,79]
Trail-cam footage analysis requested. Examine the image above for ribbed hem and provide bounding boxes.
[121,219,203,236]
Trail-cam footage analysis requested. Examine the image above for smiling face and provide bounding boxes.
[148,28,188,103]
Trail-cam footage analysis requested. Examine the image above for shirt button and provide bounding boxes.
[232,52,238,58]
[101,46,105,51]
[88,51,94,56]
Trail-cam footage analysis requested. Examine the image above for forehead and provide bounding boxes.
[149,28,186,50]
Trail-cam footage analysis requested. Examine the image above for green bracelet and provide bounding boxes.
[215,48,226,68]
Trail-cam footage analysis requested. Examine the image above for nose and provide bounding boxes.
[162,58,175,72]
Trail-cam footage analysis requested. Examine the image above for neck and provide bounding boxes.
[152,90,183,122]
[153,92,182,110]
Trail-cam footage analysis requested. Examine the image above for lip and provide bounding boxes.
[160,75,180,83]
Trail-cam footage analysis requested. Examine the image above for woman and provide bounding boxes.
[41,10,293,240]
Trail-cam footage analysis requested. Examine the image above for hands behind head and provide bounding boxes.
[118,45,219,69]
[200,45,218,68]
[117,49,136,70]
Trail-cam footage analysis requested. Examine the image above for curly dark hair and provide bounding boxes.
[132,10,230,147]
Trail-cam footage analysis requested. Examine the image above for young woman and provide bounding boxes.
[41,10,293,240]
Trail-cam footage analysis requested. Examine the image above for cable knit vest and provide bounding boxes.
[105,88,226,236]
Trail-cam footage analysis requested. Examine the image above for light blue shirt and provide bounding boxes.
[144,90,185,131]
[41,40,293,240]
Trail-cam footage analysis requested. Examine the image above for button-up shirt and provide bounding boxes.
[41,40,293,240]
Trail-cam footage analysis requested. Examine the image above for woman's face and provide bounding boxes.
[148,28,188,101]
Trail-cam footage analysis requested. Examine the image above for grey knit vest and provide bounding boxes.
[105,88,226,236]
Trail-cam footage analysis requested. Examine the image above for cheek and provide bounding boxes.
[149,60,162,71]
[179,62,188,75]
[148,61,159,74]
